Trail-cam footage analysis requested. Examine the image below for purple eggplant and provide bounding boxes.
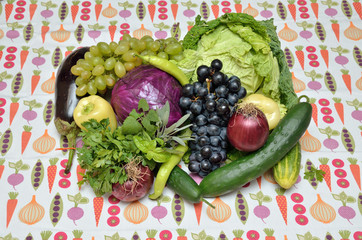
[54,47,88,174]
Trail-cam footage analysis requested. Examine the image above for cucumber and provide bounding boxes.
[199,102,312,197]
[167,166,202,203]
[272,142,301,189]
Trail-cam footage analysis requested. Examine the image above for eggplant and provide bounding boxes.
[55,47,89,122]
[54,47,89,174]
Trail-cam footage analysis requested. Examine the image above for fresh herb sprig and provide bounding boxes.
[77,99,192,197]
[304,166,325,182]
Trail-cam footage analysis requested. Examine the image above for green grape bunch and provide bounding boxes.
[71,34,184,97]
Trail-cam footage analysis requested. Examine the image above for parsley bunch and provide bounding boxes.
[77,99,192,196]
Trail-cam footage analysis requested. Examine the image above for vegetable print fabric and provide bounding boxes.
[0,0,361,239]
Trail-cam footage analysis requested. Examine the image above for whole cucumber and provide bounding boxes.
[199,102,312,197]
[167,166,202,203]
[273,142,301,189]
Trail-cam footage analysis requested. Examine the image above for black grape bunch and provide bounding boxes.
[179,59,247,177]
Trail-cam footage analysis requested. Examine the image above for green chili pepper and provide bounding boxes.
[148,144,188,200]
[137,55,189,86]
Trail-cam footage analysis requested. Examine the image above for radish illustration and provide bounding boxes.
[182,0,197,19]
[318,126,340,152]
[321,0,339,18]
[32,47,50,68]
[118,1,134,20]
[0,71,13,91]
[6,23,23,41]
[331,46,349,68]
[249,191,271,223]
[7,160,30,190]
[40,1,58,19]
[257,1,274,19]
[154,22,170,39]
[296,21,314,41]
[67,192,89,225]
[305,70,323,92]
[346,99,362,122]
[88,23,105,43]
[151,195,171,223]
[22,99,43,124]
[332,191,356,224]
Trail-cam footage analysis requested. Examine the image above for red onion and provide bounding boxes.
[227,103,269,152]
[112,162,154,202]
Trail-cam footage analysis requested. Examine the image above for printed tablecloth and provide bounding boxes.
[0,0,361,239]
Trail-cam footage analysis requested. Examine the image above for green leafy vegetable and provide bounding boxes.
[304,166,325,183]
[77,99,192,197]
[176,13,297,114]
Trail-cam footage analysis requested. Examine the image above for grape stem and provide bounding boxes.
[206,78,212,94]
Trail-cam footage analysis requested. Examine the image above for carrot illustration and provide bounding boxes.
[341,69,351,94]
[295,45,304,70]
[5,0,15,22]
[146,229,157,240]
[275,188,287,225]
[331,20,340,42]
[71,1,80,23]
[29,0,38,20]
[95,0,102,21]
[347,157,361,190]
[284,235,288,240]
[108,21,117,41]
[232,229,244,240]
[287,0,296,21]
[319,45,329,68]
[187,21,194,31]
[76,164,86,190]
[0,46,5,61]
[211,0,220,19]
[264,228,276,240]
[234,0,242,13]
[176,229,187,240]
[309,97,318,126]
[332,97,344,124]
[65,46,75,57]
[171,0,179,20]
[353,0,362,19]
[0,159,5,180]
[6,192,18,228]
[148,0,156,22]
[256,176,262,189]
[93,196,104,227]
[47,157,58,193]
[31,70,41,95]
[9,97,19,126]
[318,157,331,191]
[72,230,83,240]
[194,202,202,225]
[21,125,32,154]
[20,46,30,70]
[41,21,50,43]
[310,0,319,19]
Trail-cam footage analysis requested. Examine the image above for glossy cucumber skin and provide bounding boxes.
[199,102,312,197]
[273,142,301,189]
[167,166,201,203]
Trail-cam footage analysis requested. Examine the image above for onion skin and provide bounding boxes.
[227,106,269,152]
[111,165,154,202]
